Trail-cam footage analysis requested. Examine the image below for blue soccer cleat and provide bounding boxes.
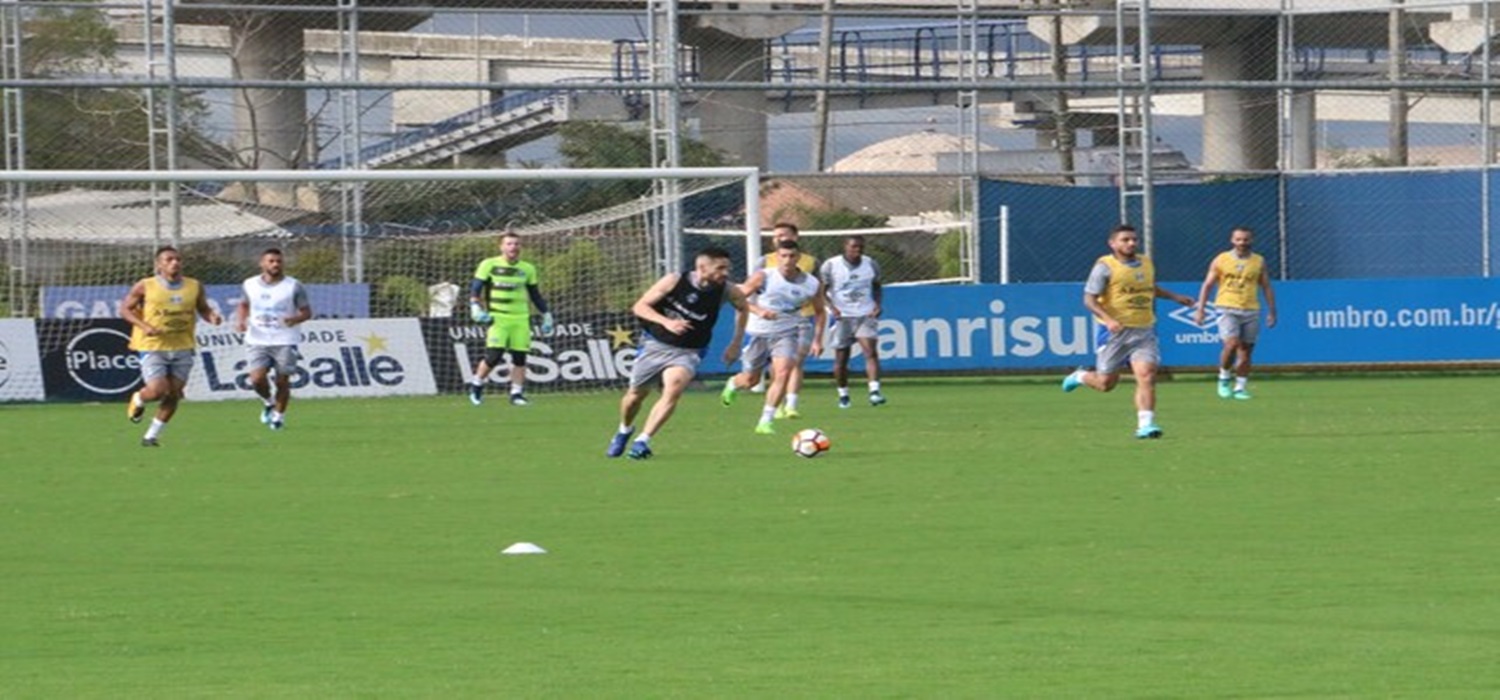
[1061,368,1086,393]
[606,429,634,458]
[1232,389,1252,401]
[838,395,851,409]
[468,383,484,406]
[509,393,530,407]
[868,391,886,406]
[627,440,653,460]
[260,404,274,424]
[1135,424,1163,439]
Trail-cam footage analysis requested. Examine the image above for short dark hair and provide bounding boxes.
[154,245,179,259]
[776,238,800,251]
[845,234,865,245]
[261,247,284,258]
[1109,224,1137,239]
[697,246,731,261]
[773,222,799,236]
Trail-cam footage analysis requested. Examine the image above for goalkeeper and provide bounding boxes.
[467,231,553,406]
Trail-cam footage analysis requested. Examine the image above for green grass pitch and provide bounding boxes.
[4,375,1500,697]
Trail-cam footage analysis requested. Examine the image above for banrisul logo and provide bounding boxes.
[200,329,408,391]
[65,327,141,394]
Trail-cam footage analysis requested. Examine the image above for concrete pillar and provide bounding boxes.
[1289,90,1317,170]
[680,23,769,169]
[1201,18,1279,172]
[229,18,307,206]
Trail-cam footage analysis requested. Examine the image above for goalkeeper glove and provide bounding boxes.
[469,302,491,324]
[540,312,555,335]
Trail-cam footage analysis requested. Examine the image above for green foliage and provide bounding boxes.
[373,275,430,317]
[935,230,963,279]
[285,245,345,284]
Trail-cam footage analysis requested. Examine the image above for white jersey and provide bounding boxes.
[746,267,820,336]
[820,255,881,317]
[242,275,310,346]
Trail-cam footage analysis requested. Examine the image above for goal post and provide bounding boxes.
[685,220,973,286]
[0,166,763,397]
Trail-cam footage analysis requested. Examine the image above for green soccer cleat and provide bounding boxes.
[720,381,737,407]
[754,420,775,435]
[1217,379,1232,399]
[1232,389,1252,401]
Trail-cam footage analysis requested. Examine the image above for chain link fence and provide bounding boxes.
[5,0,1500,317]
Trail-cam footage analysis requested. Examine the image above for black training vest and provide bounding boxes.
[642,272,725,349]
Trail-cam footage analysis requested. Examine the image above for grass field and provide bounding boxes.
[4,375,1500,697]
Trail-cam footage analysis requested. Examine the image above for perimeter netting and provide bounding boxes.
[2,169,755,397]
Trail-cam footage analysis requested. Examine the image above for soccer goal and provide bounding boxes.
[684,219,973,286]
[1,167,761,397]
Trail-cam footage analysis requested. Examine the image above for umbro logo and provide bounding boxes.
[1168,304,1221,330]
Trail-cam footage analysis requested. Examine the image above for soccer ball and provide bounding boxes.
[791,428,831,458]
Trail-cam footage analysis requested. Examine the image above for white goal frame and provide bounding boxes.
[1,167,764,301]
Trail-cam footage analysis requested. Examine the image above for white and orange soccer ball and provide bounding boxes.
[791,428,831,458]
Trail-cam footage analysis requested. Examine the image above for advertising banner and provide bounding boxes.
[698,277,1500,374]
[41,283,370,320]
[36,318,435,402]
[0,319,45,401]
[420,314,642,393]
[187,319,436,401]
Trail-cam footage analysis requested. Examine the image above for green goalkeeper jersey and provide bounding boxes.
[473,256,539,319]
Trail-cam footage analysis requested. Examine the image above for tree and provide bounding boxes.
[11,6,225,171]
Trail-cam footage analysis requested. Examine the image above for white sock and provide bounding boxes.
[837,386,850,398]
[132,393,145,408]
[618,423,632,434]
[1138,410,1154,429]
[1235,376,1248,390]
[637,433,652,444]
[760,406,776,423]
[1218,369,1233,381]
[145,418,167,440]
[868,380,881,393]
[471,375,484,387]
[270,410,284,423]
[786,393,799,410]
[261,398,274,408]
[510,384,523,396]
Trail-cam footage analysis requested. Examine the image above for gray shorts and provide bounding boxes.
[1095,326,1161,375]
[740,329,802,375]
[1216,307,1261,344]
[246,344,301,374]
[828,315,878,349]
[139,349,195,383]
[629,338,703,388]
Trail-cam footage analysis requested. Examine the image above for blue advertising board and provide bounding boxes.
[41,283,370,320]
[698,277,1500,374]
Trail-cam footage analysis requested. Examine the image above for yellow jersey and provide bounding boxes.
[761,251,818,316]
[1096,255,1156,328]
[1210,251,1265,311]
[129,276,204,352]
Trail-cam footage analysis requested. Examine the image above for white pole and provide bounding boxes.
[999,204,1010,285]
[743,172,761,275]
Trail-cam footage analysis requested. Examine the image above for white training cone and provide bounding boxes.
[502,542,547,555]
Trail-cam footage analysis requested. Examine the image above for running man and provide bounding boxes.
[722,239,826,434]
[235,247,313,430]
[746,222,818,416]
[468,231,553,406]
[606,246,750,460]
[819,234,885,408]
[1193,226,1277,400]
[120,246,224,446]
[1061,224,1195,439]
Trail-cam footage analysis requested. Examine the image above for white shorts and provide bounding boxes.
[139,350,195,382]
[246,344,301,374]
[1216,308,1261,344]
[828,315,878,349]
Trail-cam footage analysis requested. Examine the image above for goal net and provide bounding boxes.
[685,220,973,287]
[2,167,760,399]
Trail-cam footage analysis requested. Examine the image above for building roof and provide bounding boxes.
[830,130,997,174]
[15,188,296,244]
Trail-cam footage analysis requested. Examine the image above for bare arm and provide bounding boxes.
[235,299,250,333]
[196,286,224,326]
[120,281,155,336]
[809,284,827,358]
[1193,266,1220,325]
[1156,285,1195,307]
[632,274,691,335]
[722,283,750,364]
[1259,268,1277,328]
